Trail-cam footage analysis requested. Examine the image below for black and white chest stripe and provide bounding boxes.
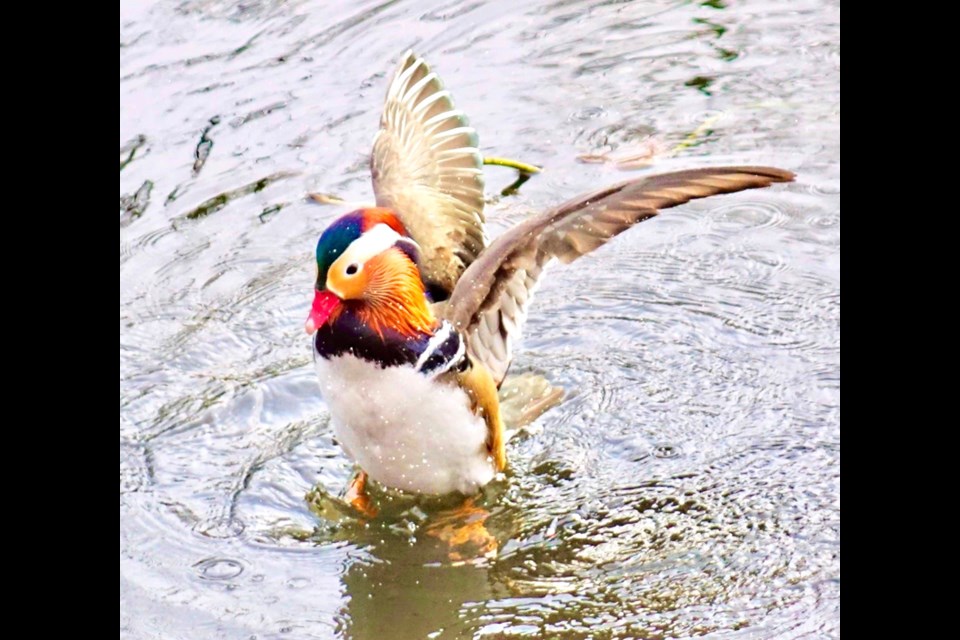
[413,321,466,378]
[314,313,466,378]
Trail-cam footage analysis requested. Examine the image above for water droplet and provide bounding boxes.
[194,557,244,581]
[653,444,681,459]
[286,577,310,589]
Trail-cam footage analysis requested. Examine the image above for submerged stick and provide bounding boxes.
[484,156,542,196]
[483,156,542,175]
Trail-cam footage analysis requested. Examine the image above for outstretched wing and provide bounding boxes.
[371,51,486,299]
[445,166,795,386]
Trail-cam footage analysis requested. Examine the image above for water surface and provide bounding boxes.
[120,0,840,637]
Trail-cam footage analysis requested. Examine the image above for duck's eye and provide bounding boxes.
[345,264,359,276]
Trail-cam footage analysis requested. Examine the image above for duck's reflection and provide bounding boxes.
[308,484,514,640]
[338,541,495,639]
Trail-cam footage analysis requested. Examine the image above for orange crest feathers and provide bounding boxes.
[358,247,437,338]
[360,207,408,236]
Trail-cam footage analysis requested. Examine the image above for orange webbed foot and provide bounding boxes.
[342,470,379,519]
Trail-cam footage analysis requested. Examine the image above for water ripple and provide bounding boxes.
[120,0,839,636]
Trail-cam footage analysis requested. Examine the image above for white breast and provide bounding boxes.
[314,354,496,495]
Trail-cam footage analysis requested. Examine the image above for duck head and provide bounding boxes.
[305,208,436,338]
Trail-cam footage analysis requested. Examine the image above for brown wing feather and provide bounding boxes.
[445,166,795,385]
[371,51,486,297]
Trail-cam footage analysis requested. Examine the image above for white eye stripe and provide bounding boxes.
[342,223,408,265]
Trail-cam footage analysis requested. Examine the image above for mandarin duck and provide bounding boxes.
[305,51,794,500]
